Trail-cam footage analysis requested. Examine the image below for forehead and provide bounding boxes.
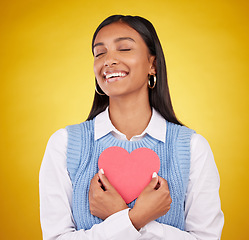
[94,22,144,45]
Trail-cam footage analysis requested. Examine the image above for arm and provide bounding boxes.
[129,134,224,239]
[39,129,141,240]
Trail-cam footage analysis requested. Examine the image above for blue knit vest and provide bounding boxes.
[66,119,195,231]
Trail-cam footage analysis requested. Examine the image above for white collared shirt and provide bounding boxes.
[39,108,224,240]
[95,108,166,142]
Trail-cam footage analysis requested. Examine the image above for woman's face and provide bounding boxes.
[93,22,156,98]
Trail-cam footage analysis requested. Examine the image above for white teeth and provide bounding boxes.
[105,72,127,79]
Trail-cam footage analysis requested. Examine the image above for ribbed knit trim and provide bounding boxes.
[66,124,83,183]
[176,125,195,195]
[66,120,95,184]
[97,130,160,152]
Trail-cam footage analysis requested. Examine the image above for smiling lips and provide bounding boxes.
[103,71,128,83]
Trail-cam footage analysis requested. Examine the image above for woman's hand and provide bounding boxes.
[129,173,172,230]
[89,169,128,220]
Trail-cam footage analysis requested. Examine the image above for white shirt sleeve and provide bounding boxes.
[39,129,141,240]
[139,133,224,239]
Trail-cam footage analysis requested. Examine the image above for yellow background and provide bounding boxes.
[1,0,248,239]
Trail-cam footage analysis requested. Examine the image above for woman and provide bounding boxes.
[39,15,224,239]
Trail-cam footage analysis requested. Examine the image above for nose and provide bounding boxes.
[104,51,119,67]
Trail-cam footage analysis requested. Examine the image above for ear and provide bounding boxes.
[148,56,156,75]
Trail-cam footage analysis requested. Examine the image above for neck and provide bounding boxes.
[109,92,152,140]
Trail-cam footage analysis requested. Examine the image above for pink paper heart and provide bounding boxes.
[98,146,160,204]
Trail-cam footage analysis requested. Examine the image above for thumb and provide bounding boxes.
[146,172,159,190]
[98,169,112,191]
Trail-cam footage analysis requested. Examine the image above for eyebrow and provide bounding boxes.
[93,37,135,49]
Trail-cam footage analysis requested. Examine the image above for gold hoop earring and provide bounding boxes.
[95,84,105,96]
[148,75,156,89]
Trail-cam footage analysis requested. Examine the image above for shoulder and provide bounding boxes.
[166,122,195,148]
[66,119,95,135]
[46,128,68,150]
[65,120,95,159]
[44,119,94,156]
[46,119,94,148]
[166,121,195,135]
[40,129,68,176]
[190,133,213,157]
[190,133,219,178]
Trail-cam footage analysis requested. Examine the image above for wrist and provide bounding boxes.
[128,208,147,231]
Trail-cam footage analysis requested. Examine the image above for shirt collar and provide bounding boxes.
[94,107,166,143]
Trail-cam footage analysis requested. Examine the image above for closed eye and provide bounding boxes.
[119,49,131,52]
[95,52,105,57]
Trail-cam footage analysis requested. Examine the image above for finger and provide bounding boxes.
[90,174,102,189]
[153,175,166,190]
[92,173,99,181]
[89,175,104,199]
[157,176,170,191]
[98,169,112,191]
[145,172,159,190]
[93,174,101,183]
[158,176,169,186]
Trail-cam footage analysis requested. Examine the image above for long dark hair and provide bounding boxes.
[87,15,183,126]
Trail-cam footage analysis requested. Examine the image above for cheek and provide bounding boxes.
[130,53,150,76]
[93,61,101,78]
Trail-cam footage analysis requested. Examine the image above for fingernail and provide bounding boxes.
[100,169,104,175]
[152,172,157,178]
